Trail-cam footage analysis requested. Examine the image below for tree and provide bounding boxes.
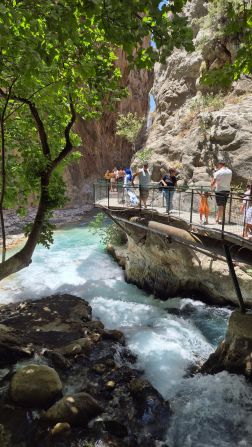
[199,0,252,87]
[0,0,193,281]
[116,112,145,159]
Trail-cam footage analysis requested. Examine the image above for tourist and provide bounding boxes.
[198,190,211,225]
[159,168,177,213]
[110,167,118,192]
[244,206,252,239]
[124,168,132,190]
[240,182,252,213]
[211,160,232,224]
[104,170,111,184]
[132,162,151,209]
[242,183,252,238]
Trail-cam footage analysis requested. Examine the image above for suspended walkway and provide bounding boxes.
[94,183,252,312]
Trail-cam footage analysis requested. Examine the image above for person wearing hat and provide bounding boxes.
[132,162,151,208]
[211,160,232,224]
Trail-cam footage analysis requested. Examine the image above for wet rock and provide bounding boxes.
[51,422,71,436]
[0,424,11,447]
[56,337,93,357]
[9,364,62,408]
[201,310,252,377]
[43,349,71,370]
[103,330,125,344]
[42,392,103,426]
[0,369,10,382]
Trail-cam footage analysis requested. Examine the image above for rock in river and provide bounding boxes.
[9,364,62,408]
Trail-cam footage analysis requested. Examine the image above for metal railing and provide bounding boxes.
[94,183,252,241]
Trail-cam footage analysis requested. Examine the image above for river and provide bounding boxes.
[1,221,252,447]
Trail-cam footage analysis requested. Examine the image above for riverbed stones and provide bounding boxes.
[0,294,171,446]
[42,392,103,426]
[56,337,93,357]
[51,422,71,436]
[9,364,62,408]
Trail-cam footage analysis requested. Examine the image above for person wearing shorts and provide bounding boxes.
[132,162,151,208]
[211,160,232,224]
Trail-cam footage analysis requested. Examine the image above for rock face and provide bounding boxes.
[201,310,252,378]
[140,0,252,186]
[110,214,252,307]
[64,49,152,205]
[10,364,62,408]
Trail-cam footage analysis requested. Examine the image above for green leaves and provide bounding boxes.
[199,0,252,86]
[116,112,144,144]
[0,0,194,253]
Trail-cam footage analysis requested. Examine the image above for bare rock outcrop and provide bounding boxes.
[141,0,252,186]
[110,216,252,307]
[201,310,252,378]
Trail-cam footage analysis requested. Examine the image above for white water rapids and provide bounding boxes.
[1,222,252,446]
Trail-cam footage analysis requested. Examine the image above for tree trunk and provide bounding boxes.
[0,174,50,281]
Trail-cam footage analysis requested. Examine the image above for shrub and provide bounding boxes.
[89,212,127,246]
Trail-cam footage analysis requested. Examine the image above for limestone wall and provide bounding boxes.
[136,0,252,186]
[111,229,252,307]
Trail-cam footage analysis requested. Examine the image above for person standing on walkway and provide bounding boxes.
[159,168,177,213]
[132,162,151,208]
[211,160,232,224]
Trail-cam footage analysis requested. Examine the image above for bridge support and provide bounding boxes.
[223,244,246,313]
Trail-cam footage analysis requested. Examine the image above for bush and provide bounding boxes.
[89,212,127,247]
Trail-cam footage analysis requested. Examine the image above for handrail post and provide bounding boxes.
[223,243,246,313]
[107,184,110,208]
[228,191,232,224]
[190,189,194,224]
[243,200,247,238]
[221,199,226,237]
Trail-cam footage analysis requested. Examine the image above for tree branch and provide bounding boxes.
[0,88,51,160]
[4,81,60,121]
[51,95,76,169]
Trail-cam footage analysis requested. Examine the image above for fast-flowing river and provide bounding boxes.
[1,221,252,446]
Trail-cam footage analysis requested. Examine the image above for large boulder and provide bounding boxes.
[201,310,252,377]
[42,392,103,426]
[9,364,62,408]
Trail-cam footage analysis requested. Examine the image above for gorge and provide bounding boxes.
[1,0,252,446]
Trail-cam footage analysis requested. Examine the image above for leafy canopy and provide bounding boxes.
[199,0,252,87]
[116,112,145,145]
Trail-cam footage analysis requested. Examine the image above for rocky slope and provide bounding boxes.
[139,0,252,186]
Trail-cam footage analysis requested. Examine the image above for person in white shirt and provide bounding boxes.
[211,160,232,224]
[132,162,151,208]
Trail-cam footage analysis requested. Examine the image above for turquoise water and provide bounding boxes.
[1,222,252,446]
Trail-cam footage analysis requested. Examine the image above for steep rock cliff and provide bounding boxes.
[140,0,252,185]
[64,50,152,205]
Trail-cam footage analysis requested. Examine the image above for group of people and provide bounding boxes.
[104,160,252,238]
